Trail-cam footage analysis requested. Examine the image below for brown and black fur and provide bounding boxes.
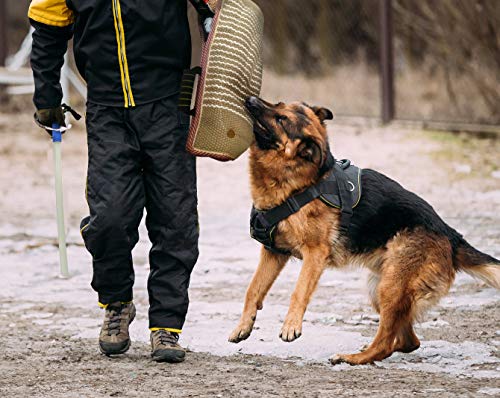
[228,96,500,365]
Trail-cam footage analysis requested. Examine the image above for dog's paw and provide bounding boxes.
[329,353,373,366]
[279,320,302,342]
[228,322,254,343]
[329,354,348,366]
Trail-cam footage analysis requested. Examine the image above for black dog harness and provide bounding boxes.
[250,155,362,254]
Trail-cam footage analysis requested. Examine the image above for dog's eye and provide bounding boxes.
[275,115,287,124]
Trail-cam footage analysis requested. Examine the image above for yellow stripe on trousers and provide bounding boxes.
[111,0,135,107]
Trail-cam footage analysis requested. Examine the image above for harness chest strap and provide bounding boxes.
[250,159,360,254]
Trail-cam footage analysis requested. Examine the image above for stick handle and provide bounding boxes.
[52,123,69,278]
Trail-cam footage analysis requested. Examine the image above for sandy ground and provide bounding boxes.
[0,112,499,397]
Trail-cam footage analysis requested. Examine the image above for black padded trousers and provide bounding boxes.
[80,95,199,331]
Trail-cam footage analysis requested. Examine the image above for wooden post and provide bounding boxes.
[379,0,395,124]
[0,0,7,66]
[0,0,6,67]
[0,1,7,103]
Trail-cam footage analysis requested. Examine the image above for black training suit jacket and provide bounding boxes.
[29,0,195,109]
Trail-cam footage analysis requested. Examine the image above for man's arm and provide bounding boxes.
[28,0,74,128]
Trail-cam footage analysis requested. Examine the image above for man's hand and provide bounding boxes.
[34,106,66,135]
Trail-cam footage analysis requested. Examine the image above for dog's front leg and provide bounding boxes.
[229,248,289,343]
[280,245,329,342]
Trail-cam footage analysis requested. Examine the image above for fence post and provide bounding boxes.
[0,1,7,103]
[0,0,6,67]
[379,0,395,124]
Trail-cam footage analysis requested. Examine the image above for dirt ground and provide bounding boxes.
[0,111,499,397]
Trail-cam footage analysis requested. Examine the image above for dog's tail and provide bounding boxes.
[454,240,500,289]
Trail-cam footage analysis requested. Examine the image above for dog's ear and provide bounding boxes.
[312,106,334,123]
[298,139,323,165]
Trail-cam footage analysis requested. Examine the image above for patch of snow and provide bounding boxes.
[419,319,450,329]
[478,387,500,396]
[441,288,499,309]
[380,340,499,378]
[453,163,471,174]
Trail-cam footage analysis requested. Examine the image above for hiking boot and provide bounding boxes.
[99,301,136,356]
[150,330,186,363]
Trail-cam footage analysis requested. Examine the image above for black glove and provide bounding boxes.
[34,104,81,135]
[34,106,66,135]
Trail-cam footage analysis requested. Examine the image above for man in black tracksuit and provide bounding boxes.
[29,0,215,363]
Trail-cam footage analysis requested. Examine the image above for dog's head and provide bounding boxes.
[245,96,333,173]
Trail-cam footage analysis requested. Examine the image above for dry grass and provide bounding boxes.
[261,62,498,125]
[261,64,380,117]
[395,62,498,124]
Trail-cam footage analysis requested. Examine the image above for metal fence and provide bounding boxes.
[2,0,500,130]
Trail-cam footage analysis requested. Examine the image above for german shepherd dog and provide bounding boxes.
[228,96,500,365]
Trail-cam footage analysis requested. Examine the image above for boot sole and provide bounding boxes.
[151,349,186,363]
[99,312,136,356]
[100,339,131,356]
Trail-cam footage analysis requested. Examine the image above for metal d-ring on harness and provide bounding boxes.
[250,154,359,255]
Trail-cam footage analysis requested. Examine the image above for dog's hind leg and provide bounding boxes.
[331,272,413,365]
[229,248,289,343]
[331,231,454,365]
[393,323,420,353]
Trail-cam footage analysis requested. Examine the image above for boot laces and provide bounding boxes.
[106,304,125,336]
[157,330,179,346]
